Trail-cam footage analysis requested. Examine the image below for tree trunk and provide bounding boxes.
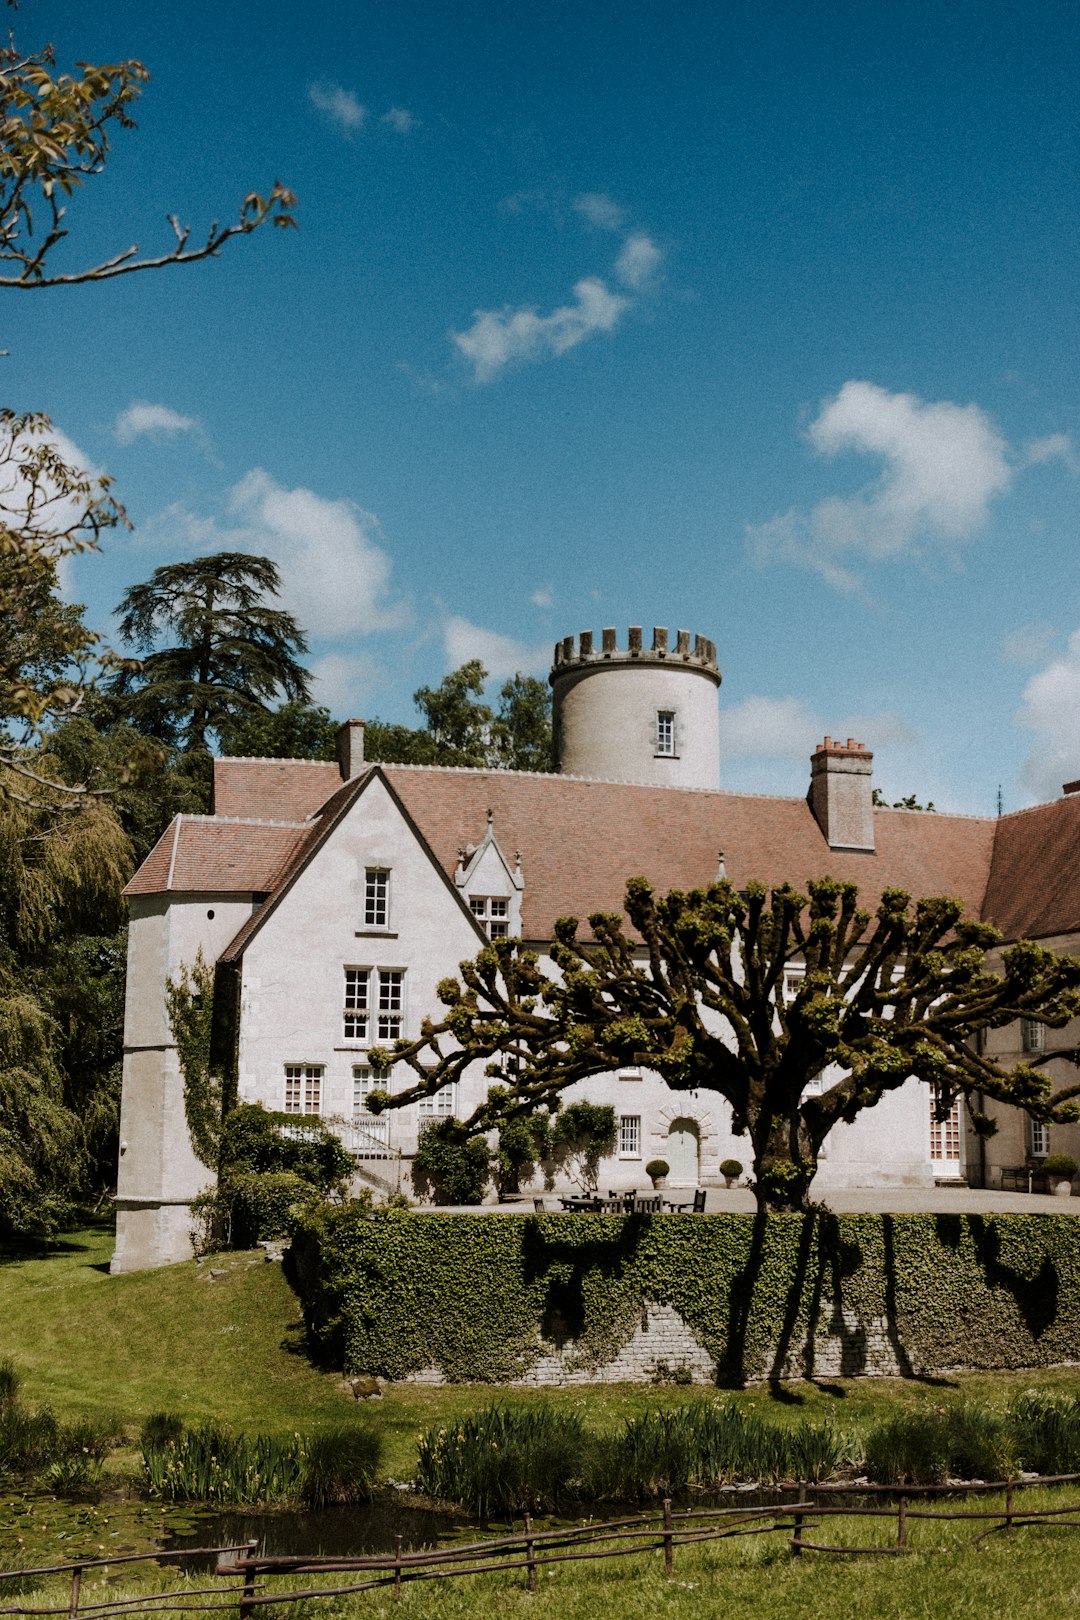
[751,1111,819,1212]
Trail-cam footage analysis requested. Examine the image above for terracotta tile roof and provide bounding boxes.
[123,815,310,897]
[128,759,1079,945]
[380,767,998,940]
[982,793,1080,940]
[212,756,342,820]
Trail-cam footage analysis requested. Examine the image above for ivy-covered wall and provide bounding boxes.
[288,1209,1080,1385]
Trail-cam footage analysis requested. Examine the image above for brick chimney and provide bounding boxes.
[808,736,875,853]
[336,719,366,780]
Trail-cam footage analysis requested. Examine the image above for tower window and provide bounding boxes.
[656,711,676,756]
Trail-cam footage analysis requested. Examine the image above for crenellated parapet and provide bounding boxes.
[551,626,719,681]
[549,624,722,789]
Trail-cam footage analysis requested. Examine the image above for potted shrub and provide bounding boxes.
[645,1158,670,1190]
[1043,1153,1078,1196]
[720,1158,743,1189]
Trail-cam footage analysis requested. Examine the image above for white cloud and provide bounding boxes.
[1023,431,1079,472]
[227,469,406,640]
[1017,629,1080,800]
[1003,621,1058,665]
[573,193,628,232]
[723,695,916,761]
[308,650,381,715]
[614,231,662,288]
[134,470,407,647]
[309,82,366,134]
[114,401,197,445]
[380,106,417,134]
[443,615,550,680]
[748,382,1013,588]
[722,696,824,760]
[531,585,554,608]
[451,277,630,383]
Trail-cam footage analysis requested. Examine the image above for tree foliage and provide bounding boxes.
[111,553,312,753]
[0,37,294,292]
[372,876,1080,1211]
[365,663,552,770]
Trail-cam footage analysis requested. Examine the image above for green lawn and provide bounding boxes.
[5,1222,1080,1616]
[4,1219,1080,1484]
[15,1489,1080,1620]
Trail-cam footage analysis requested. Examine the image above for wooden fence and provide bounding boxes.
[4,1474,1080,1618]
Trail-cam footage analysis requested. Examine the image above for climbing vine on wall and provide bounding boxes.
[289,1208,1080,1385]
[165,949,222,1169]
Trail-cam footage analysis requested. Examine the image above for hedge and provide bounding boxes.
[287,1208,1080,1385]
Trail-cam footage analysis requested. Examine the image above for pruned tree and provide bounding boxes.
[111,553,312,752]
[370,876,1080,1212]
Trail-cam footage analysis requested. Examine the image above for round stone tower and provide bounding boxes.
[549,626,721,789]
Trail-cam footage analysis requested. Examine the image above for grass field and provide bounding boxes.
[12,1488,1080,1620]
[4,1219,1080,1481]
[4,1220,1080,1616]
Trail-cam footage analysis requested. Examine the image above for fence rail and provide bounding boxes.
[4,1475,1080,1618]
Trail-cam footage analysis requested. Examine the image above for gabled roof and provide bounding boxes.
[123,815,310,898]
[982,793,1080,941]
[216,767,486,964]
[380,767,997,940]
[124,756,1080,945]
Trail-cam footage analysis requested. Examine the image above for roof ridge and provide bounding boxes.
[216,755,340,767]
[177,814,312,829]
[994,796,1079,824]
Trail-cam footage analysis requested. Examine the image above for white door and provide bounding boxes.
[666,1119,700,1184]
[929,1087,962,1178]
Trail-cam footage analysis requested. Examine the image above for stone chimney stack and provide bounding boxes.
[336,719,366,780]
[808,736,875,853]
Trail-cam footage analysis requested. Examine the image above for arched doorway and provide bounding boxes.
[666,1118,700,1184]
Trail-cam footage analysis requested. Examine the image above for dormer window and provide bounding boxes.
[365,868,389,929]
[470,896,510,939]
[656,710,676,757]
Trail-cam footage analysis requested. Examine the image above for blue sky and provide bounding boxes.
[11,0,1080,813]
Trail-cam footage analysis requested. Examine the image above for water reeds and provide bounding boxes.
[416,1406,587,1517]
[139,1415,383,1507]
[0,1360,112,1490]
[1009,1391,1080,1474]
[416,1400,847,1509]
[862,1402,1020,1484]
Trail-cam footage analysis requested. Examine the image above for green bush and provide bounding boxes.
[863,1412,950,1484]
[219,1103,354,1189]
[412,1119,491,1204]
[645,1160,669,1180]
[1043,1154,1078,1179]
[720,1159,743,1180]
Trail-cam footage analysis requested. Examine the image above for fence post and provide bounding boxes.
[663,1499,674,1574]
[897,1492,907,1549]
[524,1514,538,1593]
[394,1534,403,1602]
[791,1482,806,1557]
[68,1565,82,1619]
[238,1540,258,1620]
[1005,1478,1015,1538]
